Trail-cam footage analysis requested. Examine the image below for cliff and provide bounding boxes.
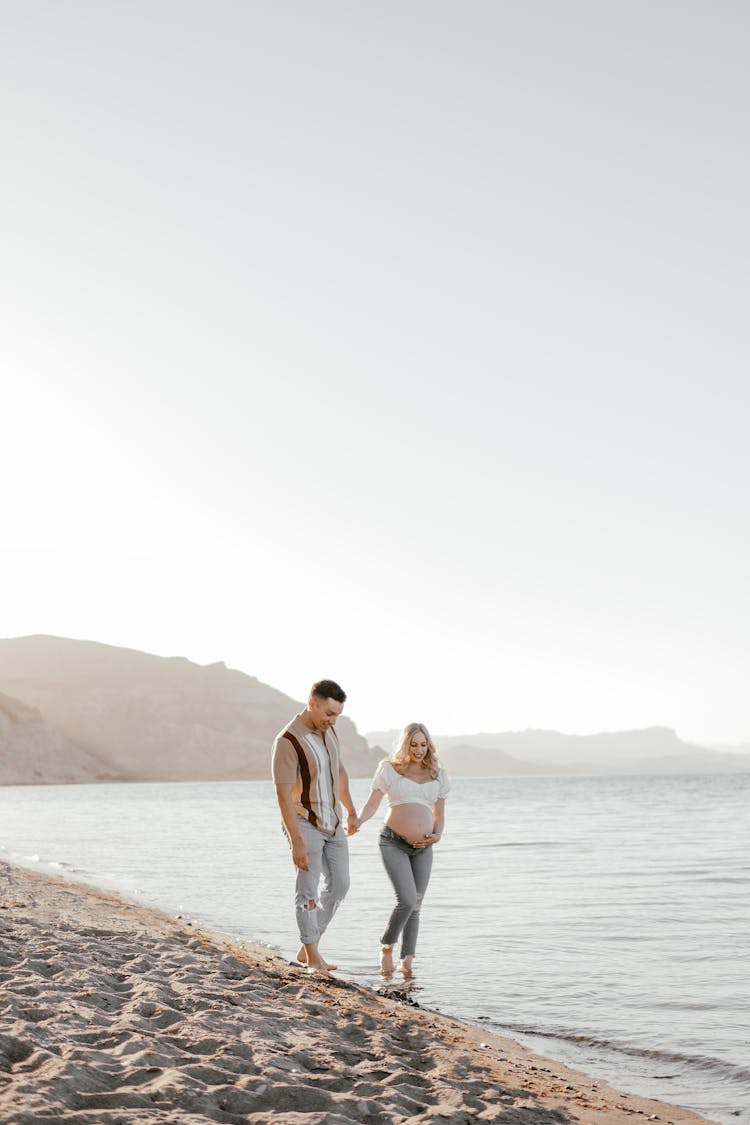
[0,690,112,785]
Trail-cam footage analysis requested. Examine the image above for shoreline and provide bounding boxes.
[0,861,715,1125]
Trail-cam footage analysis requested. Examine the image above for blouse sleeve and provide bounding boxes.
[437,767,451,799]
[371,759,391,794]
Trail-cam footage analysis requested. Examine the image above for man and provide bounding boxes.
[271,679,359,974]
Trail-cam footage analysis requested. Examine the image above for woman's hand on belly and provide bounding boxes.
[385,805,435,846]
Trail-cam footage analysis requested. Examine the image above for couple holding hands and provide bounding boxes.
[272,679,450,977]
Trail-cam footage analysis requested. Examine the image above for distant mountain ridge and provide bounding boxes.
[710,741,750,755]
[367,726,750,776]
[3,635,747,785]
[0,635,379,785]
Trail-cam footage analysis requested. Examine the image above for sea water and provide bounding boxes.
[1,772,747,1124]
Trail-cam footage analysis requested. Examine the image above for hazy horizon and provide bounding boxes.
[3,3,748,745]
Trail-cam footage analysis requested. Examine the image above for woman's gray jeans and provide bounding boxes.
[379,826,434,958]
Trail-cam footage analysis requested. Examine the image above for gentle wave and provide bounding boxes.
[495,1021,750,1085]
[5,850,79,874]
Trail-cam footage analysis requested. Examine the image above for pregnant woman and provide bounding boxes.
[357,722,450,978]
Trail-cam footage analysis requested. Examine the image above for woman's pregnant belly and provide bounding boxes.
[385,803,434,845]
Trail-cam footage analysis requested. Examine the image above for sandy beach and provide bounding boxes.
[0,862,714,1125]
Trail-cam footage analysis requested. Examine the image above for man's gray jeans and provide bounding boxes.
[294,817,350,945]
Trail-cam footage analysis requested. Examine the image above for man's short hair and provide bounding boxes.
[310,679,346,704]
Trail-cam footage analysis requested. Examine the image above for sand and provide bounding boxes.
[0,861,714,1125]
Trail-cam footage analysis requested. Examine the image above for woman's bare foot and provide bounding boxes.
[380,945,394,976]
[400,955,414,979]
[296,944,337,972]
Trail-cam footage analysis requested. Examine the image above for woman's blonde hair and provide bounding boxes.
[390,722,440,779]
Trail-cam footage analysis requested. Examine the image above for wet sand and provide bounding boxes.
[0,861,714,1124]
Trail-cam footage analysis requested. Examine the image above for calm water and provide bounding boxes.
[1,773,748,1124]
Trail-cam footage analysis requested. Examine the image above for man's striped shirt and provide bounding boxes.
[271,713,342,834]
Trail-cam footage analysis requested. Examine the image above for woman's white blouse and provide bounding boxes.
[371,760,450,810]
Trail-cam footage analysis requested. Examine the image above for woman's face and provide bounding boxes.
[408,731,429,763]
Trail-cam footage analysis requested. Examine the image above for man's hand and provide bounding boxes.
[345,811,360,836]
[291,837,311,870]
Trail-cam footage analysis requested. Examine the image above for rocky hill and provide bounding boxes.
[0,690,113,785]
[0,636,379,784]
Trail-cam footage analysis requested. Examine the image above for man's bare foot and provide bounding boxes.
[380,945,394,976]
[305,958,332,976]
[296,945,337,971]
[400,956,414,979]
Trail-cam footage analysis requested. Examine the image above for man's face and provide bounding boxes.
[308,695,343,735]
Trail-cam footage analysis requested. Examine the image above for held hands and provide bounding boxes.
[345,811,360,836]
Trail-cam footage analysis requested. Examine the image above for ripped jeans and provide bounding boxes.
[379,826,434,959]
[293,817,350,945]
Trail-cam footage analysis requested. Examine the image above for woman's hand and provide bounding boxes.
[414,832,441,848]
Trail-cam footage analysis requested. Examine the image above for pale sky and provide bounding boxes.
[2,2,748,745]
